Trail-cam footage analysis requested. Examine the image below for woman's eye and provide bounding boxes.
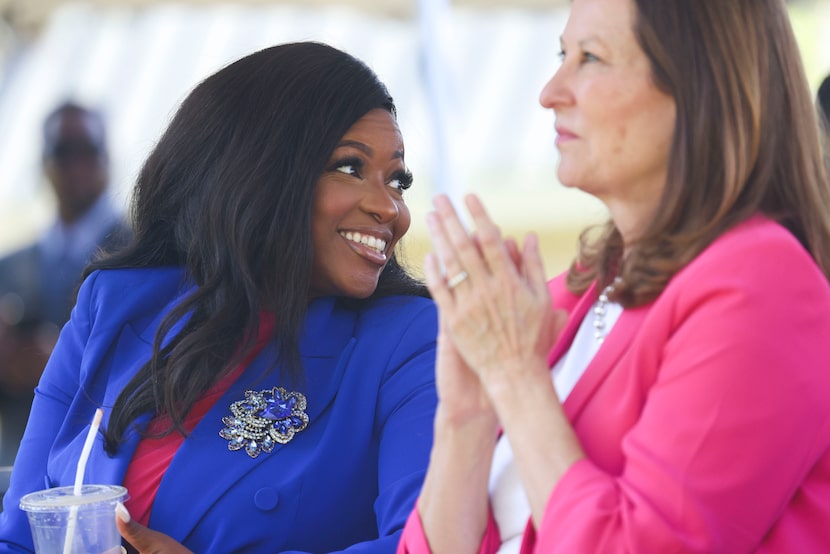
[560,48,600,65]
[329,156,364,177]
[581,51,600,64]
[389,170,414,192]
[335,164,358,176]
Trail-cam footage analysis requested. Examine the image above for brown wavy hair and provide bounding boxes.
[566,0,830,305]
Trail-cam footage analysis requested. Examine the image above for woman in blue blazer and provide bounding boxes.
[0,42,437,553]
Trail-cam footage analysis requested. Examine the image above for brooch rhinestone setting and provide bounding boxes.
[219,387,309,458]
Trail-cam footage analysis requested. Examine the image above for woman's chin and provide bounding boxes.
[341,277,382,300]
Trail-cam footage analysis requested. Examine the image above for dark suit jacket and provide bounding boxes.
[0,267,438,552]
[0,218,130,466]
[0,218,130,329]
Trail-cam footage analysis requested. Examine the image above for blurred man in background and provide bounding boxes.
[820,74,830,170]
[818,73,830,127]
[0,101,130,467]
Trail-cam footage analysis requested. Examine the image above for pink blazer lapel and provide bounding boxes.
[563,306,648,421]
[547,281,650,422]
[546,282,598,368]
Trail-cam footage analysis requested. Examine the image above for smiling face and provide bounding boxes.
[309,108,412,299]
[539,0,676,242]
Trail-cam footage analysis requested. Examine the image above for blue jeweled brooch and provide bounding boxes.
[219,387,309,458]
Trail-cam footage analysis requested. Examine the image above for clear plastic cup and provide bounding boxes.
[19,484,128,554]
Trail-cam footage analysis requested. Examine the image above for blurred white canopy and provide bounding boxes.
[0,0,568,31]
[0,0,825,269]
[0,0,608,256]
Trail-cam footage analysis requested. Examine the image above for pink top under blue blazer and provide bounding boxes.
[399,215,830,553]
[0,267,438,552]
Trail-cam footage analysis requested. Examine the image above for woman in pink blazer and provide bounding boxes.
[399,0,830,552]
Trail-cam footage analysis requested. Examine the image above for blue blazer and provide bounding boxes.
[0,267,438,553]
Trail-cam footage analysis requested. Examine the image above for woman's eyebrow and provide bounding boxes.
[336,140,404,160]
[336,140,373,156]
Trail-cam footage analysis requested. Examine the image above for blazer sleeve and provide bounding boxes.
[0,271,99,551]
[531,231,830,552]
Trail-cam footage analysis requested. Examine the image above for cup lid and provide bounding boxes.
[20,485,128,511]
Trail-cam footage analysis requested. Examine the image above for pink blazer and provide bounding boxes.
[399,216,830,553]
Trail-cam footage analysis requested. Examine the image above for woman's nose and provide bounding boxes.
[539,64,570,110]
[362,181,399,223]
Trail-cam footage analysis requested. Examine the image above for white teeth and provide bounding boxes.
[341,231,387,253]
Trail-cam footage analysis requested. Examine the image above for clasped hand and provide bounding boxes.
[424,194,566,418]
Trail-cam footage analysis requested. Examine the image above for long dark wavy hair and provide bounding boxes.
[567,0,830,303]
[86,42,428,454]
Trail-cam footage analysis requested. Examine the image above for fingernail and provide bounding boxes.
[115,501,131,523]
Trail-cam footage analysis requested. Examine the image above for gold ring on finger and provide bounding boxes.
[446,271,469,290]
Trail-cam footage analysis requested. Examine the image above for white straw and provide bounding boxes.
[72,409,102,494]
[63,408,103,554]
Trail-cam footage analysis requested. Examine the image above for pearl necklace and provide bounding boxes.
[593,277,622,343]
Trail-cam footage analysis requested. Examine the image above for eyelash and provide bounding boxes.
[330,156,414,192]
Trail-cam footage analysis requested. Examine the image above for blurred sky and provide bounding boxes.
[0,1,828,276]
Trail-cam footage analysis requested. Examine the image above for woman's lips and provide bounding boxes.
[340,231,389,264]
[555,125,578,146]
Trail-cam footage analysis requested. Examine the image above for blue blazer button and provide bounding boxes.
[254,487,280,511]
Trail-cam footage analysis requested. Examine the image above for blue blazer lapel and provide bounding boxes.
[148,297,358,541]
[86,285,192,487]
[85,414,151,488]
[45,306,162,491]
